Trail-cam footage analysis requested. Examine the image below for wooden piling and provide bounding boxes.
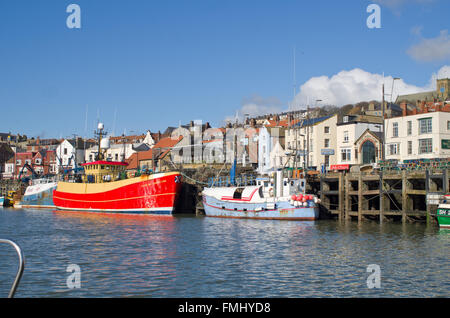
[318,168,448,224]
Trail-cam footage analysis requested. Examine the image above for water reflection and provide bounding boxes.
[0,209,448,297]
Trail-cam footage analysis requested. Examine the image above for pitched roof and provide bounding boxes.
[125,136,183,170]
[395,90,437,104]
[354,129,383,145]
[265,119,289,128]
[291,115,332,128]
[152,135,183,149]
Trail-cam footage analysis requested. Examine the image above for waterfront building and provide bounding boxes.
[285,115,338,171]
[0,143,15,179]
[354,129,383,165]
[336,114,383,166]
[108,130,164,147]
[257,123,286,175]
[385,101,450,162]
[126,136,183,173]
[56,138,95,173]
[31,149,57,175]
[26,138,60,152]
[13,149,56,179]
[3,157,15,179]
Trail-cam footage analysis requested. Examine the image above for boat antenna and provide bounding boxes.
[94,123,106,161]
[113,107,117,137]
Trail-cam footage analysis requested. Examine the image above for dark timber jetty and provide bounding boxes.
[308,169,448,224]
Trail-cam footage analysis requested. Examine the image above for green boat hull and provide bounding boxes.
[437,208,450,228]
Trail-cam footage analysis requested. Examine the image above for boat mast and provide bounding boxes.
[94,123,106,161]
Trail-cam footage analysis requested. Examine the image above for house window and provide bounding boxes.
[418,118,432,134]
[407,121,412,135]
[418,138,432,154]
[341,148,351,162]
[408,141,412,155]
[324,126,330,134]
[392,122,398,137]
[25,159,31,165]
[324,139,330,148]
[388,144,399,155]
[343,131,349,143]
[16,159,22,165]
[115,153,119,161]
[310,139,313,152]
[447,121,450,130]
[64,148,68,155]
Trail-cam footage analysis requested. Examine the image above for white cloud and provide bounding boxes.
[291,68,432,108]
[226,66,450,122]
[407,30,450,62]
[292,66,450,108]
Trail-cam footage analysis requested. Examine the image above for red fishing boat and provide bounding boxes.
[52,123,182,215]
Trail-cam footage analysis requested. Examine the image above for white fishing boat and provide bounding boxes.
[202,170,320,220]
[14,177,58,209]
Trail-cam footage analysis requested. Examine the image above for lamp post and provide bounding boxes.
[306,99,322,170]
[390,77,400,104]
[382,78,400,161]
[299,133,306,170]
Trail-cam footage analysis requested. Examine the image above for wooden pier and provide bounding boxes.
[309,169,448,224]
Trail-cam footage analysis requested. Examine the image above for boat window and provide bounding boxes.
[233,188,245,199]
[101,165,104,169]
[258,187,263,198]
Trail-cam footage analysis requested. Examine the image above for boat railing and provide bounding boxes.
[31,177,58,185]
[0,239,25,298]
[208,174,257,187]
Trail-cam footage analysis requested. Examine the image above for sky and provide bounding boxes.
[0,0,450,139]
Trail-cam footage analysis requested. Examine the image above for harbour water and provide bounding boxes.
[0,208,448,298]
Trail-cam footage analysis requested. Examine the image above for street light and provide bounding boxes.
[298,133,306,170]
[390,78,400,104]
[382,78,400,161]
[305,99,322,169]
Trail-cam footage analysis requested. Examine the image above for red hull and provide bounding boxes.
[53,172,182,214]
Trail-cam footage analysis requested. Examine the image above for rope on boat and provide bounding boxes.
[167,158,210,186]
[179,172,210,186]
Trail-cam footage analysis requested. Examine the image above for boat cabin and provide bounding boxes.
[255,173,306,198]
[81,160,128,183]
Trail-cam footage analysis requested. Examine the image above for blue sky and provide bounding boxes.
[0,0,449,138]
